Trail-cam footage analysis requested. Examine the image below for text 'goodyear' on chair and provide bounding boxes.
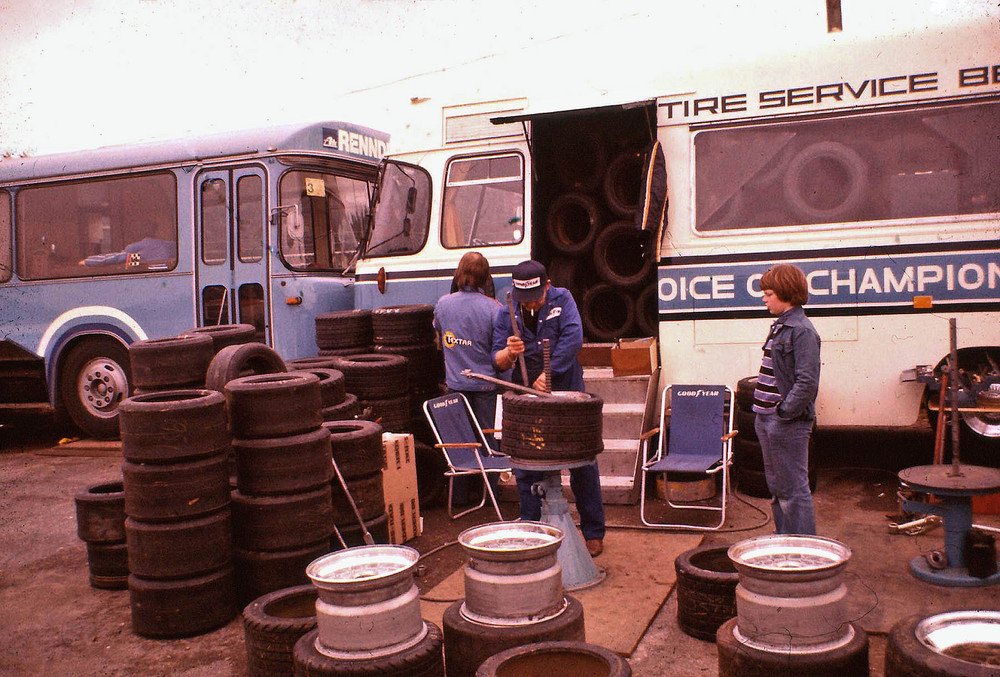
[640,384,736,530]
[422,393,511,520]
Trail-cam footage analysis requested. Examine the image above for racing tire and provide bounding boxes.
[75,480,126,543]
[545,193,602,258]
[292,622,444,677]
[321,393,360,422]
[315,309,373,351]
[234,541,330,607]
[205,342,287,393]
[358,394,411,433]
[125,509,232,580]
[581,283,636,342]
[183,323,257,353]
[122,452,230,522]
[285,368,346,408]
[59,336,132,440]
[371,304,436,346]
[442,596,585,677]
[234,427,334,496]
[592,221,654,289]
[675,546,739,642]
[119,389,229,464]
[885,611,1000,677]
[326,354,410,399]
[86,541,129,589]
[603,149,644,219]
[782,141,868,223]
[736,408,759,442]
[226,372,323,439]
[243,584,318,677]
[331,471,385,523]
[129,333,214,389]
[500,391,604,464]
[636,283,659,338]
[716,617,869,676]
[128,566,238,639]
[477,640,631,677]
[736,376,758,410]
[231,485,334,552]
[323,420,385,480]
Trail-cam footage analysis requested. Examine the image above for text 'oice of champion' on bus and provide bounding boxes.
[658,260,1000,303]
[660,64,1000,120]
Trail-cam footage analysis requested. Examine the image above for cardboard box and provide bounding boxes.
[382,433,423,544]
[611,336,658,377]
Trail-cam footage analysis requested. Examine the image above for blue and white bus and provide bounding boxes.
[356,9,1000,457]
[0,121,388,438]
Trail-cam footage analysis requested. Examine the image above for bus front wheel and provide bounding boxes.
[60,337,131,440]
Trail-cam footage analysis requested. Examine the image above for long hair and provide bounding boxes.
[452,251,490,291]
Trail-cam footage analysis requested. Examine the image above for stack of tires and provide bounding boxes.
[443,522,585,677]
[732,376,817,498]
[74,480,128,590]
[286,359,360,422]
[372,304,442,409]
[314,309,373,357]
[327,353,411,433]
[226,372,336,606]
[323,420,390,547]
[118,389,237,638]
[128,333,215,396]
[543,142,657,341]
[674,545,739,642]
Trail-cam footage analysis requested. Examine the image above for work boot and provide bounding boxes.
[586,539,603,557]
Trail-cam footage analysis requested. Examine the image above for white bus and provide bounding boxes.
[357,10,1000,460]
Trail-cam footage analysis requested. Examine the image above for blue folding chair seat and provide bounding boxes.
[640,385,735,530]
[423,393,510,520]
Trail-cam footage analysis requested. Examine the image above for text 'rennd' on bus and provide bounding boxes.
[0,121,388,438]
[358,10,1000,467]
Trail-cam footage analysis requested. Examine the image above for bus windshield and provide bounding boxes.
[278,169,373,271]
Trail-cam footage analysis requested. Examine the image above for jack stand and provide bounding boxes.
[532,468,605,591]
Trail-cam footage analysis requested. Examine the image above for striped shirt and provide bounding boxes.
[752,321,783,413]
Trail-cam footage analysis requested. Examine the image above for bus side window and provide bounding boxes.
[201,179,228,264]
[441,154,524,248]
[237,175,263,263]
[15,173,177,279]
[0,191,10,282]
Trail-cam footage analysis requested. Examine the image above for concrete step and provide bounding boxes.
[584,368,650,402]
[599,438,641,477]
[601,403,646,438]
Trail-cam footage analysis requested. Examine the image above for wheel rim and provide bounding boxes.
[916,610,1000,666]
[77,356,129,419]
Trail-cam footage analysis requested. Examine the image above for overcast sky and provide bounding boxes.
[1,0,996,156]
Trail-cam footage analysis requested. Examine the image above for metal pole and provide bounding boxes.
[542,338,552,394]
[949,318,962,475]
[506,291,530,387]
[461,369,556,398]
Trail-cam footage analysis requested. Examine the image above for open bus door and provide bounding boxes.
[196,169,270,342]
[355,159,434,309]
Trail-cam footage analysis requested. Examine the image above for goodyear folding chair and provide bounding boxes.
[423,393,510,520]
[640,385,736,530]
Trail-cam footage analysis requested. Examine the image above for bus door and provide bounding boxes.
[196,168,270,341]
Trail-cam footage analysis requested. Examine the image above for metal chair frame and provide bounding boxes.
[423,393,510,520]
[639,384,735,531]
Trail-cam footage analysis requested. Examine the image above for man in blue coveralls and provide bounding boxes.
[492,260,606,557]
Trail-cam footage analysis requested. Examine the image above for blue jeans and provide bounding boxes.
[754,413,816,535]
[514,461,606,541]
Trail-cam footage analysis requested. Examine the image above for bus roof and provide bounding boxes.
[0,120,390,183]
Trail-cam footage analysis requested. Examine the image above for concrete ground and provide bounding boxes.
[1,414,999,676]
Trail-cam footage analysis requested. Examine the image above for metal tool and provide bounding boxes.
[461,369,562,398]
[505,291,530,387]
[332,456,374,546]
[887,514,942,535]
[542,338,552,394]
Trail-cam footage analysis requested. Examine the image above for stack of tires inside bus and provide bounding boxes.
[532,108,658,342]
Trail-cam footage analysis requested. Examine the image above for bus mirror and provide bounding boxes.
[405,186,417,214]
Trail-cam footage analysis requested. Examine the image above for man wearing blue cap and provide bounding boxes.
[492,260,606,557]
